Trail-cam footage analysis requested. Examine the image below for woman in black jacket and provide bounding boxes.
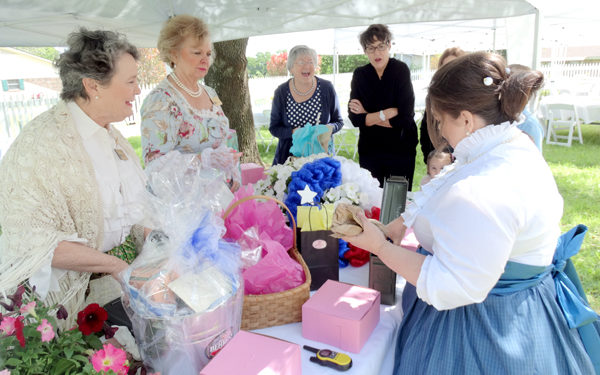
[348,24,418,189]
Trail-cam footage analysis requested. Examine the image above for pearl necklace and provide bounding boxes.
[291,77,315,97]
[170,73,203,97]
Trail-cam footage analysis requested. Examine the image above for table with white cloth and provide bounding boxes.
[538,95,600,125]
[253,265,406,375]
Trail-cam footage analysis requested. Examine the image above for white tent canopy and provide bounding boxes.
[2,1,597,69]
[1,0,538,47]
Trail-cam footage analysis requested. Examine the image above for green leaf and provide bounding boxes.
[64,347,74,359]
[83,334,102,350]
[72,354,89,363]
[51,358,76,375]
[6,357,22,366]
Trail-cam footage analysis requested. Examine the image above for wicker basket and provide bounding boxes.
[223,194,311,330]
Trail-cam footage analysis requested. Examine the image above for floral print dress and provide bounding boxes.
[140,79,232,166]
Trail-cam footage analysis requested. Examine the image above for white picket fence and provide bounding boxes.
[0,96,59,138]
[0,85,155,140]
[2,62,599,147]
[541,62,600,80]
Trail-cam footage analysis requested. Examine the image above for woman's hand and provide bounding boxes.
[342,213,388,257]
[385,216,407,245]
[349,99,366,114]
[110,258,129,282]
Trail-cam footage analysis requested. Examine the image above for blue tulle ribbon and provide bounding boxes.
[284,157,342,219]
[338,239,349,267]
[181,210,241,283]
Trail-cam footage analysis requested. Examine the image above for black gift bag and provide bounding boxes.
[299,206,339,291]
[369,176,408,305]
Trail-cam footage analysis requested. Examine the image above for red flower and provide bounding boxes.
[102,322,119,339]
[56,304,69,320]
[15,316,25,347]
[77,303,108,336]
[0,284,26,312]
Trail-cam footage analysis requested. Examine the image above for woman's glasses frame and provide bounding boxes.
[295,59,316,67]
[365,42,389,54]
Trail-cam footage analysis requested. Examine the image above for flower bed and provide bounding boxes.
[0,286,132,375]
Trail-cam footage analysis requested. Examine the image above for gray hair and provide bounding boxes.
[286,45,318,72]
[55,28,139,101]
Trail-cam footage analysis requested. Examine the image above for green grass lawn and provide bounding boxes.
[128,124,600,311]
[543,125,600,312]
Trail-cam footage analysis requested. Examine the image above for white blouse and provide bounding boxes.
[30,102,147,299]
[68,102,147,251]
[403,122,563,310]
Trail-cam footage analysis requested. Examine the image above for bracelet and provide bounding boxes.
[379,110,386,121]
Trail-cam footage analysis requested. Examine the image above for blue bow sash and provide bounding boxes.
[551,225,599,329]
[489,224,599,374]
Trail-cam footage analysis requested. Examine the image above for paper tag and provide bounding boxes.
[168,266,233,313]
[114,148,128,160]
[211,95,223,106]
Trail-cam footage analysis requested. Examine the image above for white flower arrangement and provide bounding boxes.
[323,183,363,207]
[254,153,382,209]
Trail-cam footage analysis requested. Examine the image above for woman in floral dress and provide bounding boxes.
[141,14,240,189]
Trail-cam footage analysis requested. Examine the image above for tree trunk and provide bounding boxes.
[205,38,263,165]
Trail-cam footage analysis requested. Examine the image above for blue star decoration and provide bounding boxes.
[298,184,318,205]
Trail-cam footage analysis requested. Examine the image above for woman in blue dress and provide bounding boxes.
[343,52,598,374]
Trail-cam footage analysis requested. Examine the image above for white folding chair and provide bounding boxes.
[545,103,583,147]
[261,110,277,153]
[414,111,423,127]
[253,110,277,153]
[334,119,358,159]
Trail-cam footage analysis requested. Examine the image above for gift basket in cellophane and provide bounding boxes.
[121,152,243,375]
[222,185,311,330]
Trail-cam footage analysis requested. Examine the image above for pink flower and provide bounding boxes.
[19,301,36,316]
[178,121,195,138]
[36,319,55,342]
[90,343,129,375]
[0,316,17,335]
[0,369,12,374]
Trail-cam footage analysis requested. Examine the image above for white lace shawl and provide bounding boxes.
[0,101,140,326]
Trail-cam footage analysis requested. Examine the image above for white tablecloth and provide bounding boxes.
[538,95,600,124]
[253,265,406,375]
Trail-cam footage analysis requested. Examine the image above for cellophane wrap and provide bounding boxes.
[122,153,243,374]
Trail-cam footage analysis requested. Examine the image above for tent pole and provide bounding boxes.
[333,29,338,86]
[532,8,540,70]
[493,19,497,52]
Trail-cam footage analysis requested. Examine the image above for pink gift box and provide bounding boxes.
[302,280,380,353]
[199,330,301,375]
[241,163,266,185]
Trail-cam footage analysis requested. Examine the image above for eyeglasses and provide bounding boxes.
[365,43,389,54]
[295,60,315,66]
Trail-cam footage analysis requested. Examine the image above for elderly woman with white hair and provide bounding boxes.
[269,45,344,165]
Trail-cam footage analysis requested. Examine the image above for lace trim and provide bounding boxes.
[403,122,523,227]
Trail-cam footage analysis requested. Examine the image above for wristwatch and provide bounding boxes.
[379,110,386,121]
